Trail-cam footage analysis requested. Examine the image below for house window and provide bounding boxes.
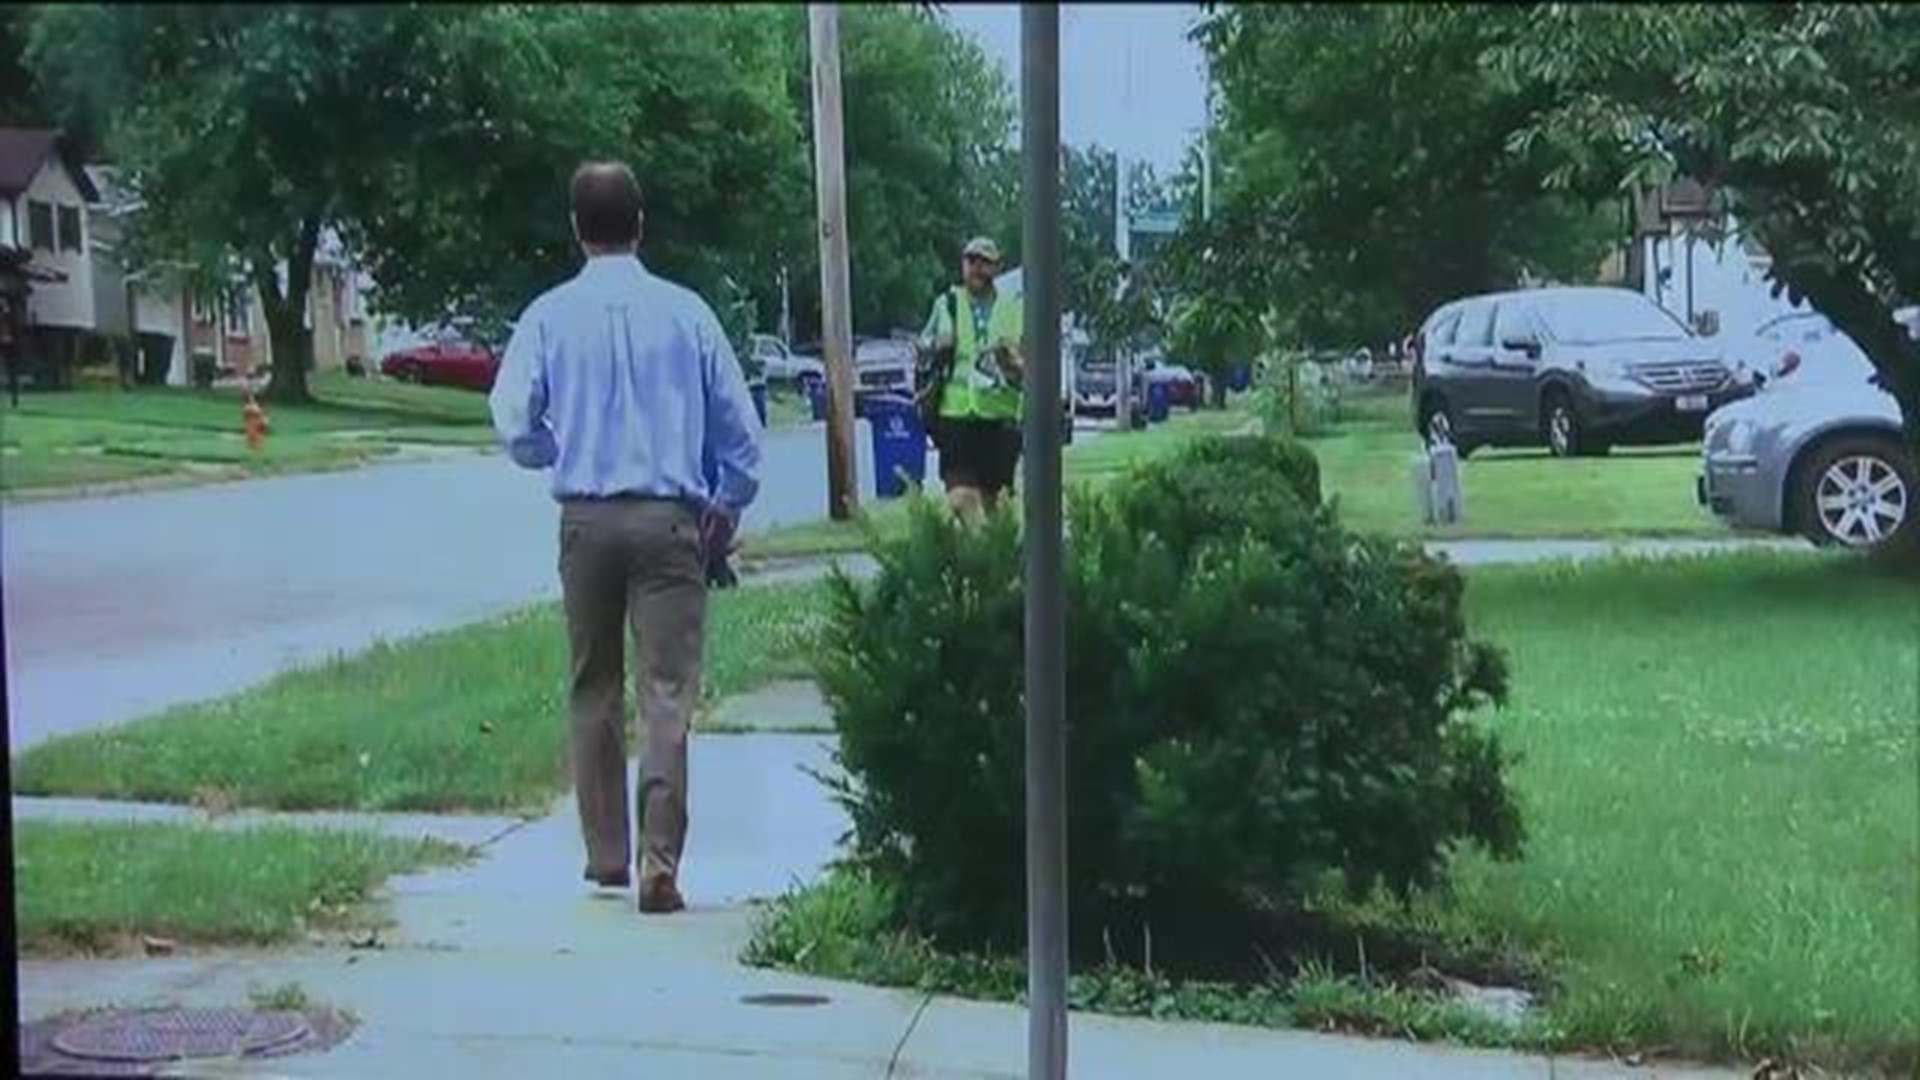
[192,292,216,324]
[224,287,251,337]
[56,205,82,253]
[27,200,54,251]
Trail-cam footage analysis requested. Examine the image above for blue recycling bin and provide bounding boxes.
[864,394,926,499]
[1146,380,1172,423]
[1227,362,1252,393]
[749,382,768,427]
[805,380,828,421]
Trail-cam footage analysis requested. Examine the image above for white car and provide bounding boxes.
[753,334,824,390]
[1742,312,1876,388]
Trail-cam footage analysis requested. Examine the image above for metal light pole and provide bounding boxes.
[1021,7,1067,1079]
[808,3,860,520]
[0,557,20,1080]
[1201,68,1214,223]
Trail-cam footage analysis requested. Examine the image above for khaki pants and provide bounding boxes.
[558,498,707,883]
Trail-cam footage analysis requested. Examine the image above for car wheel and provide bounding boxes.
[1542,391,1586,458]
[1794,436,1914,550]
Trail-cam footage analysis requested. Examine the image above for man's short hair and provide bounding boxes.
[570,162,643,247]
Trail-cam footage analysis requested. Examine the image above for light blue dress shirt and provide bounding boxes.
[489,255,762,518]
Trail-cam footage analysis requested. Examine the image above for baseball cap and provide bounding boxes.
[962,236,1001,263]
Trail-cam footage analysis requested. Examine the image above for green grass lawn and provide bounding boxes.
[742,394,1728,561]
[1318,430,1726,540]
[742,405,1255,561]
[1296,383,1728,540]
[14,821,465,956]
[745,553,1918,1074]
[0,371,493,495]
[11,580,828,814]
[1443,553,1917,1070]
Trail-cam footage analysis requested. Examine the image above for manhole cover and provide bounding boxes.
[739,992,831,1008]
[52,1008,312,1064]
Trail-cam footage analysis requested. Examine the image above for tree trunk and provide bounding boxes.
[254,217,323,407]
[263,309,314,405]
[1209,371,1228,409]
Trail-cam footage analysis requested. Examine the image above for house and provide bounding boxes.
[84,160,372,388]
[1627,179,1802,342]
[0,127,101,384]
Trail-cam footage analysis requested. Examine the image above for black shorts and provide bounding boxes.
[935,418,1021,495]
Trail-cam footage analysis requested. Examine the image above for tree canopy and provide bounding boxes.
[1494,2,1920,450]
[23,3,1020,389]
[1193,4,1619,349]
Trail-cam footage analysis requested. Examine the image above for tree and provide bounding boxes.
[28,5,817,396]
[1493,3,1920,504]
[1195,4,1619,349]
[1080,256,1165,368]
[781,5,1017,340]
[27,5,589,402]
[1165,293,1259,408]
[320,5,812,352]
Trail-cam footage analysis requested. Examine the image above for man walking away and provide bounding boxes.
[490,162,762,915]
[919,236,1025,515]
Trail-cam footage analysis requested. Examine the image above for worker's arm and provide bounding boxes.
[919,293,953,350]
[488,310,557,470]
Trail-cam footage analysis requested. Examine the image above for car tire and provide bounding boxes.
[1542,390,1587,459]
[1792,435,1915,550]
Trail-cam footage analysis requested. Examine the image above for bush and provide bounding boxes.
[815,434,1523,952]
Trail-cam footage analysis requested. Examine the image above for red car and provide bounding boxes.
[380,330,499,391]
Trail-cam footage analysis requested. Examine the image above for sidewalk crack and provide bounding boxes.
[886,992,934,1078]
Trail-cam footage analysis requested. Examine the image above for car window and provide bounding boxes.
[1541,291,1690,344]
[1492,302,1537,346]
[1429,310,1462,346]
[1454,302,1495,348]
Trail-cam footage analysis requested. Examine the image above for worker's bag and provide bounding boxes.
[914,290,960,441]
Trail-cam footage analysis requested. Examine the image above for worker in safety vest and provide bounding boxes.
[918,236,1024,515]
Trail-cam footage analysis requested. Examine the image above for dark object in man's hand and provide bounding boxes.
[701,508,740,590]
[706,547,739,589]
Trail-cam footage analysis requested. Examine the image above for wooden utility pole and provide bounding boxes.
[808,4,859,520]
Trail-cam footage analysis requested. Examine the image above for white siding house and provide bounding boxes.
[0,128,99,335]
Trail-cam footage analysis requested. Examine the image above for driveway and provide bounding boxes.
[3,425,874,749]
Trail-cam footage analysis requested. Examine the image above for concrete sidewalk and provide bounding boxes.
[18,735,1744,1080]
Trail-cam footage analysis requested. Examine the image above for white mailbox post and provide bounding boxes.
[1414,443,1465,526]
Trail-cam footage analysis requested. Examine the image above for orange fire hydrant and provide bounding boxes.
[242,396,269,452]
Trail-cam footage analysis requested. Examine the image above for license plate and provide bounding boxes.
[1677,394,1710,412]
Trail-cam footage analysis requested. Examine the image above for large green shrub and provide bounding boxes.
[815,434,1522,951]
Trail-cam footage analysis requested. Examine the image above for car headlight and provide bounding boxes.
[1722,417,1757,457]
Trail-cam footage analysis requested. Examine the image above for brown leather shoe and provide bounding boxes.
[583,866,631,889]
[637,875,685,914]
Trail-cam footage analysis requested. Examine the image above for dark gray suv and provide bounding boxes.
[1410,287,1754,457]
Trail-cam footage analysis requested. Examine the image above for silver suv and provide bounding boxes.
[1411,287,1752,457]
